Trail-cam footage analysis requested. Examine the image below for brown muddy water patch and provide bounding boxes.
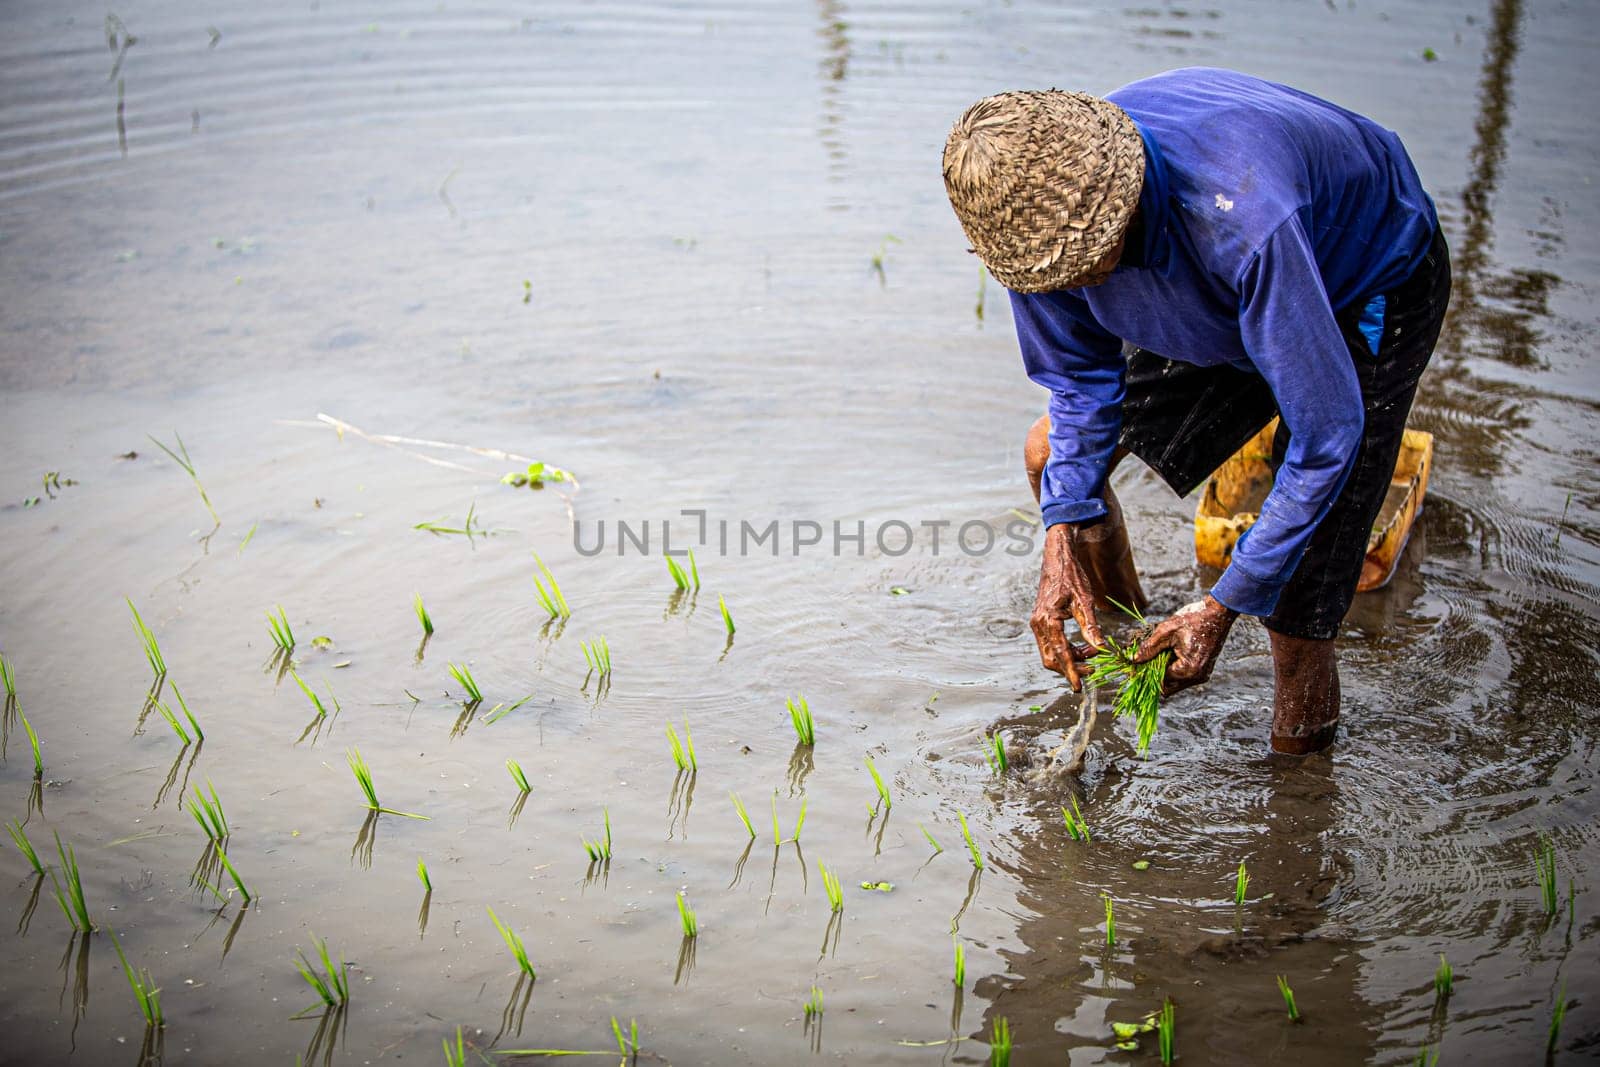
[1,0,1598,1063]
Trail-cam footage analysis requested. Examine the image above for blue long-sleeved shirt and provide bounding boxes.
[1012,67,1436,616]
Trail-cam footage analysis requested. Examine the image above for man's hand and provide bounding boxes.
[1031,523,1108,691]
[1133,595,1238,696]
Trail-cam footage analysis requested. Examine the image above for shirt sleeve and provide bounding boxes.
[1211,214,1365,616]
[1009,288,1126,528]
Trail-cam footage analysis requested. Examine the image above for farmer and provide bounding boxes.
[942,68,1451,754]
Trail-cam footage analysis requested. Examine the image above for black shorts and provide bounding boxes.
[1118,228,1452,640]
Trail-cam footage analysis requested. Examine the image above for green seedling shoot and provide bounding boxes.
[127,598,167,678]
[6,819,44,875]
[666,720,697,771]
[718,594,735,636]
[266,605,295,651]
[189,781,229,842]
[293,935,350,1009]
[1277,975,1300,1021]
[531,553,571,619]
[958,811,983,869]
[1235,860,1250,905]
[788,695,815,746]
[582,637,612,677]
[346,747,429,819]
[448,662,483,704]
[1535,833,1559,915]
[506,760,531,794]
[1434,955,1452,1000]
[820,862,843,912]
[676,891,698,937]
[989,1016,1011,1067]
[730,792,756,838]
[20,712,42,778]
[1085,598,1170,754]
[1061,797,1091,842]
[1157,999,1175,1065]
[413,593,434,635]
[50,832,92,932]
[416,857,432,893]
[953,940,966,987]
[804,985,823,1018]
[582,808,612,862]
[865,756,891,810]
[111,932,164,1029]
[984,732,1008,775]
[147,430,220,525]
[920,823,944,854]
[487,907,537,978]
[1103,894,1116,947]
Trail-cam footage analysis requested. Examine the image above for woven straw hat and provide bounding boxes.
[943,91,1144,292]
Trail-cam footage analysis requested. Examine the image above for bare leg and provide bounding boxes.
[1268,632,1339,754]
[1025,415,1148,614]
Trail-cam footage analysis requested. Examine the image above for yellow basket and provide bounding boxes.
[1193,418,1434,592]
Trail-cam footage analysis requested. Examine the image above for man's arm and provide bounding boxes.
[1010,289,1127,687]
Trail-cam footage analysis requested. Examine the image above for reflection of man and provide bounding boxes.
[943,68,1451,753]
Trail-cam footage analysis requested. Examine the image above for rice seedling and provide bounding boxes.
[1084,599,1169,754]
[417,857,432,893]
[1276,975,1300,1021]
[1433,954,1452,1001]
[792,797,808,842]
[448,662,483,704]
[983,732,1008,775]
[147,430,220,525]
[728,792,758,838]
[803,985,824,1018]
[788,695,815,746]
[289,670,330,718]
[443,1025,466,1067]
[507,760,531,794]
[1157,999,1175,1065]
[820,862,844,912]
[612,1016,639,1059]
[953,939,966,987]
[666,720,697,771]
[19,712,42,778]
[189,781,229,842]
[989,1016,1011,1067]
[6,819,44,875]
[214,845,251,901]
[718,594,735,636]
[265,605,295,651]
[1412,1045,1438,1067]
[1553,490,1573,547]
[920,823,944,854]
[414,501,487,538]
[1234,860,1250,905]
[347,747,429,819]
[581,637,612,677]
[666,553,692,591]
[865,756,891,810]
[676,891,698,937]
[170,683,203,740]
[153,698,193,745]
[1548,980,1567,1056]
[870,233,901,284]
[50,833,92,932]
[531,553,571,619]
[487,907,537,978]
[1535,833,1559,915]
[110,931,164,1029]
[127,598,167,678]
[958,811,983,869]
[1061,797,1091,842]
[412,593,434,635]
[0,654,14,698]
[581,808,613,862]
[237,522,257,555]
[1103,894,1116,947]
[293,935,350,1009]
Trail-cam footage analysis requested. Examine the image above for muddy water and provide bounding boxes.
[1,0,1596,1063]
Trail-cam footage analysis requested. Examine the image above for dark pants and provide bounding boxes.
[1118,229,1452,639]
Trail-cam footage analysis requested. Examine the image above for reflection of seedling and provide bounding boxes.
[294,935,350,1009]
[413,594,434,635]
[865,757,891,810]
[448,662,483,704]
[347,747,428,819]
[1535,833,1559,915]
[147,431,220,526]
[870,233,902,285]
[488,907,537,978]
[581,808,612,862]
[582,637,612,677]
[1276,975,1300,1021]
[127,598,167,678]
[958,811,982,869]
[1086,598,1169,754]
[820,862,843,912]
[6,819,44,875]
[989,1017,1011,1067]
[532,553,571,619]
[1433,955,1452,1001]
[51,833,92,932]
[1061,798,1090,842]
[266,605,295,651]
[983,733,1008,775]
[1234,861,1250,905]
[788,695,815,746]
[111,932,164,1030]
[730,792,757,839]
[676,891,698,937]
[666,720,697,771]
[718,595,735,636]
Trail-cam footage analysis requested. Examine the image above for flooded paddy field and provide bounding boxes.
[0,0,1596,1063]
